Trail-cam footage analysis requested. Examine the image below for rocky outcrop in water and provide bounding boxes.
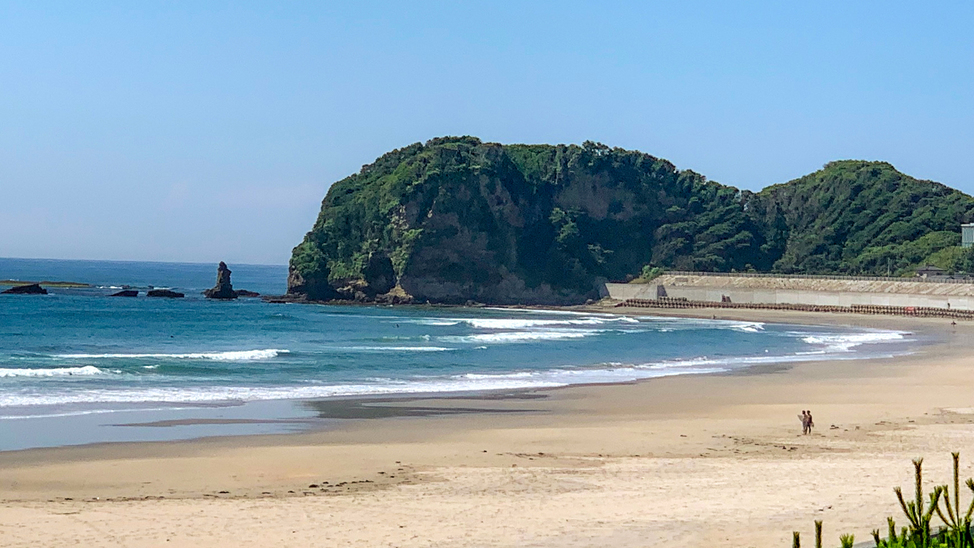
[204,262,238,300]
[234,289,260,297]
[110,290,139,297]
[1,283,47,295]
[147,289,184,298]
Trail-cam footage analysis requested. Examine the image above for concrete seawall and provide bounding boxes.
[605,274,974,311]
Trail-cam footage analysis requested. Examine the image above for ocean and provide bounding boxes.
[0,258,915,451]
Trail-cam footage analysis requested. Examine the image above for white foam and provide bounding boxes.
[334,346,454,352]
[406,316,639,330]
[482,307,617,317]
[0,366,104,378]
[55,349,289,361]
[800,331,906,352]
[440,331,591,344]
[462,317,639,329]
[636,316,766,333]
[0,345,911,409]
[729,322,765,333]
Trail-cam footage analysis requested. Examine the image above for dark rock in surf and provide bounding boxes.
[110,290,139,297]
[234,289,260,297]
[147,289,184,298]
[1,283,47,295]
[204,262,238,300]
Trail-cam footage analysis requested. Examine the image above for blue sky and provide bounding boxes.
[1,1,971,264]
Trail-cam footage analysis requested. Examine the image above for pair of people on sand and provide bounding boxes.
[799,410,814,435]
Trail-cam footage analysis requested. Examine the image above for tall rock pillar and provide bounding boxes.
[204,261,238,300]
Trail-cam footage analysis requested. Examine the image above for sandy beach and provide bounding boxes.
[2,308,974,547]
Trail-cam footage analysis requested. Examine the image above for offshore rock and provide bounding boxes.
[147,289,184,298]
[1,283,47,295]
[110,290,139,297]
[204,262,238,300]
[235,289,260,297]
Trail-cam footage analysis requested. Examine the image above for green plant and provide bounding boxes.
[809,454,974,547]
[933,453,974,547]
[639,265,665,281]
[893,459,944,547]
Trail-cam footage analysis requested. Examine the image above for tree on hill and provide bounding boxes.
[289,138,974,304]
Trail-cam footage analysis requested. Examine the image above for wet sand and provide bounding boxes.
[1,308,973,547]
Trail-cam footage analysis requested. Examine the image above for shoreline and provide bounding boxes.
[0,305,926,452]
[2,308,973,546]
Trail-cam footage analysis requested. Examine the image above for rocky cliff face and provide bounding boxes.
[288,137,764,304]
[288,137,974,304]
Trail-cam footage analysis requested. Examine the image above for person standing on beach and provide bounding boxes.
[798,410,808,434]
[806,410,814,434]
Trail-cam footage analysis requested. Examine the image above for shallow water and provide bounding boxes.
[0,258,915,450]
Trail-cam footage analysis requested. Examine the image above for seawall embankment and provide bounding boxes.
[605,273,974,312]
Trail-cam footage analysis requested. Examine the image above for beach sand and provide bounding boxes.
[2,308,974,547]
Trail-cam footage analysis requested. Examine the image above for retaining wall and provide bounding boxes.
[605,274,974,311]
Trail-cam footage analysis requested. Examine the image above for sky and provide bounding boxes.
[0,1,971,265]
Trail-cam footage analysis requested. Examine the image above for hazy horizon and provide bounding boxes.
[2,1,971,264]
[0,256,287,267]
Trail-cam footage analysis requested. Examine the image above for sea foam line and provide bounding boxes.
[409,316,639,329]
[439,331,591,344]
[800,330,907,352]
[55,349,288,361]
[0,366,104,378]
[0,343,910,409]
[330,346,455,353]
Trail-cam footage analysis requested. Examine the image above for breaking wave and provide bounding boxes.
[55,349,288,361]
[800,331,907,352]
[440,331,591,344]
[412,316,640,329]
[0,365,105,378]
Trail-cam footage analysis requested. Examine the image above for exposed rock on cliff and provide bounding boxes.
[288,137,974,304]
[204,262,238,300]
[286,265,339,301]
[375,284,414,305]
[1,283,47,295]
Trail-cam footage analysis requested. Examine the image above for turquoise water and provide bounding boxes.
[0,258,914,450]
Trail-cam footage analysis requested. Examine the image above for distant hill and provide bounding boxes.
[288,137,974,304]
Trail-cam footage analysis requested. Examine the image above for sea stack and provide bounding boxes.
[204,261,238,300]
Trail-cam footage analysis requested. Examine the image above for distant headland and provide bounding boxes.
[285,136,974,306]
[0,280,91,288]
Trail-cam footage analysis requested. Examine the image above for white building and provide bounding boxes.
[963,223,974,248]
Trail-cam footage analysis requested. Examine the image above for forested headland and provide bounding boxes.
[288,137,974,304]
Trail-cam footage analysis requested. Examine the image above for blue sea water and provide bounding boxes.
[0,258,914,450]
